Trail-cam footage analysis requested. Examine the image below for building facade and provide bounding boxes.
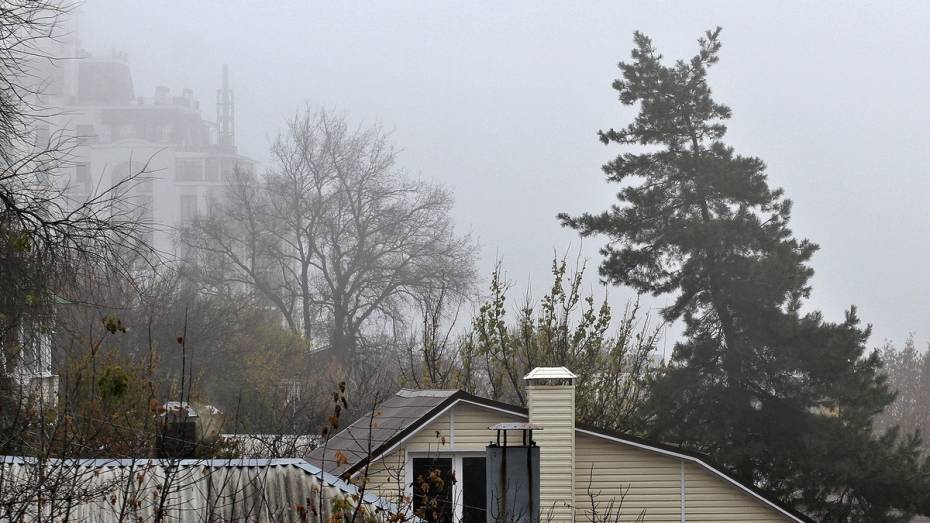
[42,40,255,258]
[10,36,258,401]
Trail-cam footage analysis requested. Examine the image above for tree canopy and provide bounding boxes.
[183,109,476,362]
[560,28,930,521]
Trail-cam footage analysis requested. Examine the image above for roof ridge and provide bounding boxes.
[395,388,459,398]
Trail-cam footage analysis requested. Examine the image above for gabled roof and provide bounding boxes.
[310,389,814,523]
[306,389,460,476]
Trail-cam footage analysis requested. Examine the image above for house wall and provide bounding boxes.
[574,432,790,522]
[359,403,522,503]
[575,432,681,522]
[358,404,794,523]
[682,462,787,522]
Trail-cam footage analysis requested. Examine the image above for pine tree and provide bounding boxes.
[559,28,930,521]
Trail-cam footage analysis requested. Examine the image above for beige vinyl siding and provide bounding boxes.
[359,451,406,503]
[358,404,520,500]
[405,412,453,451]
[529,385,575,522]
[449,402,522,450]
[575,433,792,522]
[575,433,681,522]
[683,462,786,522]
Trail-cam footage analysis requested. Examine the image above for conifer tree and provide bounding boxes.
[560,28,930,521]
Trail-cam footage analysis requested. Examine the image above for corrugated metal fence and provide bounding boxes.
[0,457,404,522]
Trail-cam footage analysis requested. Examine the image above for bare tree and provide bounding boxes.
[185,108,476,363]
[0,0,152,269]
[0,0,155,404]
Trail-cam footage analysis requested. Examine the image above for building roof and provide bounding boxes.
[310,389,815,523]
[0,457,401,522]
[162,400,198,417]
[306,389,457,476]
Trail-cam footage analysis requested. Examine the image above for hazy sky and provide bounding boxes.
[78,1,930,350]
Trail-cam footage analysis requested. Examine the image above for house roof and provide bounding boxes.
[309,388,814,523]
[306,389,458,476]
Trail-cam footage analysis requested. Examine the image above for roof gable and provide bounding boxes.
[306,389,463,476]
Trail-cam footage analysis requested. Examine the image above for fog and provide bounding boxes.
[77,0,930,347]
[5,3,930,518]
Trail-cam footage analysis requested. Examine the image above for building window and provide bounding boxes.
[205,157,221,182]
[76,124,97,144]
[120,124,136,140]
[180,194,198,224]
[413,457,454,523]
[221,158,236,180]
[111,161,152,194]
[462,457,487,523]
[140,197,154,223]
[35,126,49,148]
[73,163,92,197]
[176,159,203,182]
[410,455,487,523]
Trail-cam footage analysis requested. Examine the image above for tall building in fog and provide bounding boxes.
[41,40,255,258]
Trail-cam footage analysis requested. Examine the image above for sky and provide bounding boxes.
[76,1,930,350]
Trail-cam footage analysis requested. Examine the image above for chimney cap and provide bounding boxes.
[523,367,577,380]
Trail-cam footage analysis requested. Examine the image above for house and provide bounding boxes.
[309,367,812,522]
[0,456,403,522]
[2,312,58,409]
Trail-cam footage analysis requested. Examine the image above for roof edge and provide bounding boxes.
[341,390,467,477]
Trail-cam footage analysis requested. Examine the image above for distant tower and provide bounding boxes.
[216,64,235,151]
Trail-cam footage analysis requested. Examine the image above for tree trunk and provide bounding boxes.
[331,304,352,363]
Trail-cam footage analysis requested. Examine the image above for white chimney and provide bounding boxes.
[524,367,576,522]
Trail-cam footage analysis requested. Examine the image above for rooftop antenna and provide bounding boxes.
[216,64,235,152]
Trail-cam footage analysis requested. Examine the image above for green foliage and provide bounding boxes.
[101,315,126,334]
[9,230,30,252]
[53,322,237,459]
[97,365,130,400]
[450,257,659,431]
[53,346,160,457]
[561,28,930,520]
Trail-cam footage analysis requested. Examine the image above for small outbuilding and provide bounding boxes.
[309,367,813,522]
